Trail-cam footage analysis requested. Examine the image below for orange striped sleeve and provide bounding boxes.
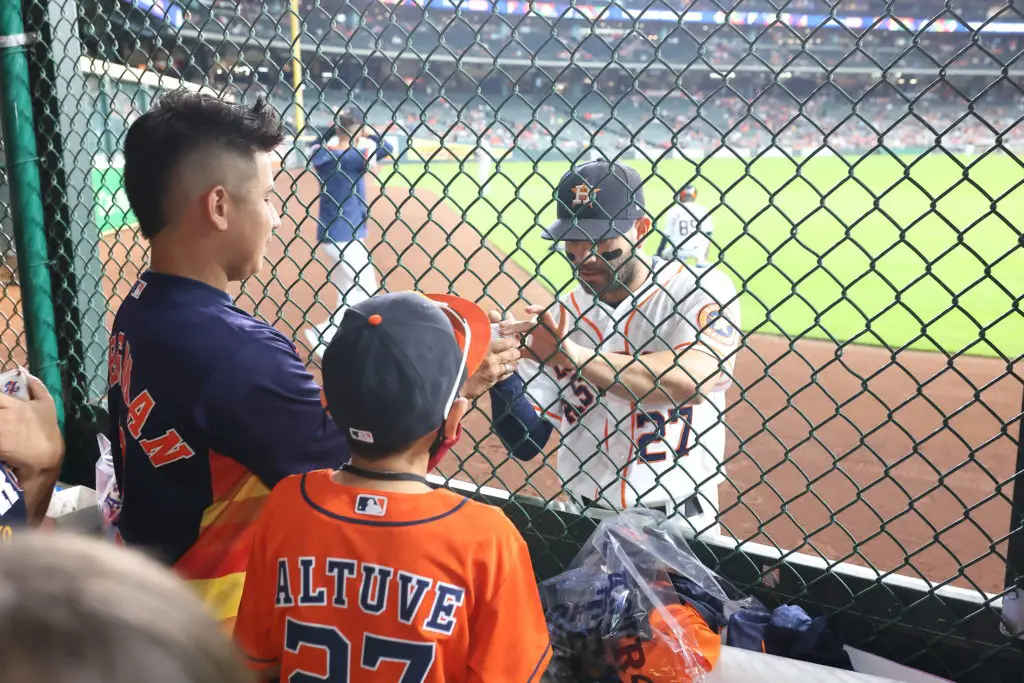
[531,403,562,421]
[174,464,271,623]
[234,480,291,671]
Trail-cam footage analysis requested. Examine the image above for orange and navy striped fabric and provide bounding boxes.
[173,452,270,630]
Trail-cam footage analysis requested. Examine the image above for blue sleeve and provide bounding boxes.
[368,135,394,161]
[198,333,350,488]
[314,125,337,146]
[488,373,554,461]
[311,146,338,174]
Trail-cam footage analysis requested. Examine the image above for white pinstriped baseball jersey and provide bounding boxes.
[518,260,741,513]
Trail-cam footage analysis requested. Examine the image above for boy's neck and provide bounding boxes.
[149,238,231,292]
[330,453,433,493]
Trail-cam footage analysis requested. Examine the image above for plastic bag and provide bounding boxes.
[539,508,760,683]
[94,433,122,536]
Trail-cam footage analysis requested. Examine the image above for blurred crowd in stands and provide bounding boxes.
[102,0,1023,157]
[188,0,1019,71]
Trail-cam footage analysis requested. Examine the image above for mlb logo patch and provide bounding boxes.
[355,494,387,517]
[129,279,147,299]
[350,428,375,443]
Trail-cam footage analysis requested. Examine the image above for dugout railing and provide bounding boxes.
[2,0,1024,680]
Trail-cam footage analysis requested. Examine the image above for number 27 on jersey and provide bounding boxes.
[635,407,694,463]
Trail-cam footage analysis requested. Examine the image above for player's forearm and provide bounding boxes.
[489,374,554,461]
[572,347,700,405]
[20,465,61,526]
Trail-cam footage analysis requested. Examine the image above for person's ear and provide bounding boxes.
[635,216,653,241]
[206,185,230,233]
[444,397,469,438]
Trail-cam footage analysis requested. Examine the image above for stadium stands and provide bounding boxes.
[83,0,1020,162]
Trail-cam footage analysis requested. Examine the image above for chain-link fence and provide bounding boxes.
[2,0,1024,679]
[0,139,22,357]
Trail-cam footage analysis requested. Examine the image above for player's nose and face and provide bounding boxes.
[563,233,633,291]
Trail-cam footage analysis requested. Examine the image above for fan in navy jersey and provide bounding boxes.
[0,370,64,531]
[111,91,351,629]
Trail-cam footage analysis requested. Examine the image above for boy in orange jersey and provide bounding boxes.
[234,291,552,682]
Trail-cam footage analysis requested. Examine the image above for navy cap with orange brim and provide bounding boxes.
[322,291,491,451]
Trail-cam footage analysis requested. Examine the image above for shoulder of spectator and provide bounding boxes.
[197,321,308,404]
[265,470,308,507]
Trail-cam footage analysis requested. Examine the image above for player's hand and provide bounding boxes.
[461,311,522,400]
[521,304,582,370]
[0,370,64,477]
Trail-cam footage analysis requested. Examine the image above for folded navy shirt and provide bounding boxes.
[0,463,27,527]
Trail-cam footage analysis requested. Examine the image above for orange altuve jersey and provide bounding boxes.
[234,470,552,682]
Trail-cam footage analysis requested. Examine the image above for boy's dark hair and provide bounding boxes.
[123,90,284,239]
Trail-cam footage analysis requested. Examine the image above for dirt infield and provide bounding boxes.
[3,166,1019,594]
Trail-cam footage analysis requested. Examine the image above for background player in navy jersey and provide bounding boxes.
[303,108,394,359]
[0,370,63,529]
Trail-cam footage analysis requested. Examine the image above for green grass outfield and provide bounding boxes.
[380,152,1024,359]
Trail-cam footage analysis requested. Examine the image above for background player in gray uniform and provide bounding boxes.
[659,185,715,268]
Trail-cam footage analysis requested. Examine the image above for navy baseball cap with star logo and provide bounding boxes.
[543,160,647,242]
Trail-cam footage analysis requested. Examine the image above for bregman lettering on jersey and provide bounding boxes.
[106,271,350,629]
[519,261,741,514]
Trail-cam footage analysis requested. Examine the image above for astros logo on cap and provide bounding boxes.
[571,184,601,208]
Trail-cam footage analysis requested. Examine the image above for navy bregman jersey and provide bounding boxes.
[0,463,26,533]
[107,271,350,627]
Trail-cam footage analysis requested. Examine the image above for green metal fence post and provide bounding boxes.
[0,0,63,427]
[21,0,108,486]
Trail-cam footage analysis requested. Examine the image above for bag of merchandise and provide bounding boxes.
[539,508,761,683]
[94,433,122,536]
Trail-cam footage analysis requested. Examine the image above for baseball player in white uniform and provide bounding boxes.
[486,161,741,536]
[659,185,714,268]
